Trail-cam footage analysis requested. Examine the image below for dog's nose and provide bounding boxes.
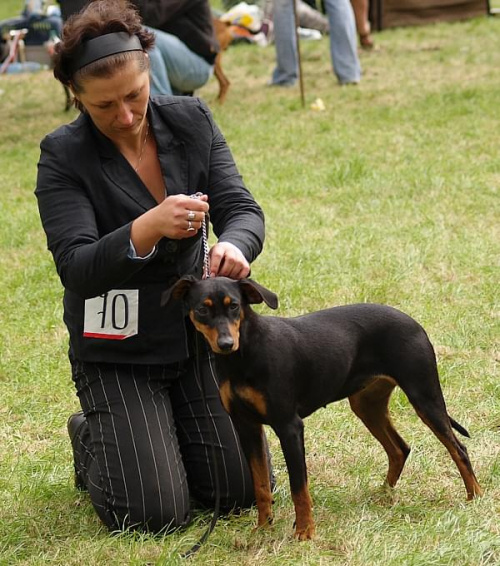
[217,335,234,352]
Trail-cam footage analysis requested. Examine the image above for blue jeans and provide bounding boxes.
[271,0,361,85]
[147,28,214,96]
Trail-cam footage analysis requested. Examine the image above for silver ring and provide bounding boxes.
[187,210,196,221]
[187,221,195,232]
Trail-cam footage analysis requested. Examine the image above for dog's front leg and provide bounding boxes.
[275,416,315,540]
[233,419,273,528]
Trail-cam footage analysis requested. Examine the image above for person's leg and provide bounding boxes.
[323,0,361,84]
[270,0,298,86]
[350,0,374,49]
[170,339,260,511]
[70,360,191,532]
[297,0,330,33]
[147,42,173,96]
[147,28,213,96]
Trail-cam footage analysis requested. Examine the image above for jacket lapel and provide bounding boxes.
[149,101,188,197]
[88,119,156,211]
[87,100,190,209]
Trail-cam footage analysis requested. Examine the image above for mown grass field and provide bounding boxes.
[0,1,499,564]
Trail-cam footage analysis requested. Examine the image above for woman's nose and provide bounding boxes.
[116,104,134,125]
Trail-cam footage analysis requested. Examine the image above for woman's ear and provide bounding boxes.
[68,83,85,112]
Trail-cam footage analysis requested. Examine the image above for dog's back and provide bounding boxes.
[233,302,436,415]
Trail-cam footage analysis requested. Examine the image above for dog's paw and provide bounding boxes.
[294,523,315,541]
[255,513,273,530]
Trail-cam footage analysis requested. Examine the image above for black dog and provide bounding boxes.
[162,277,482,539]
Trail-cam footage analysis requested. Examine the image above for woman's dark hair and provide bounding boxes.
[53,0,155,109]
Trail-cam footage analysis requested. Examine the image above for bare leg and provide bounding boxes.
[350,0,374,49]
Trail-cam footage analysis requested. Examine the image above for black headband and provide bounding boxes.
[70,31,143,74]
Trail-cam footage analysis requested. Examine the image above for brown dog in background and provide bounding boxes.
[212,18,234,104]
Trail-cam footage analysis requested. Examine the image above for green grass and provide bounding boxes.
[1,7,499,566]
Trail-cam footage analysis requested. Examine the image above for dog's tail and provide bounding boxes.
[450,416,471,438]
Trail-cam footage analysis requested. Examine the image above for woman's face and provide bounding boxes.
[75,58,150,141]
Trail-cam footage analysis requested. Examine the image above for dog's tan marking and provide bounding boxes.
[219,380,233,414]
[223,295,232,307]
[249,426,274,527]
[190,311,241,353]
[203,298,213,307]
[226,318,241,351]
[292,483,315,540]
[235,385,267,417]
[189,313,219,350]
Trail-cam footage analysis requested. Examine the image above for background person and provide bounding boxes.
[58,0,219,96]
[269,0,361,86]
[131,0,219,95]
[36,0,265,533]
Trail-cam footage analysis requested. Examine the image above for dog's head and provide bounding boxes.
[161,276,278,354]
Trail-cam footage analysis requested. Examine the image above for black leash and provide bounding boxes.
[181,194,220,559]
[181,333,221,559]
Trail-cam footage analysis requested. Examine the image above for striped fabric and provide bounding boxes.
[70,343,255,532]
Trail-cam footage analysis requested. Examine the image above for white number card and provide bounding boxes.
[83,290,139,340]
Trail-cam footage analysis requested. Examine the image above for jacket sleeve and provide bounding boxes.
[35,134,152,299]
[198,100,265,263]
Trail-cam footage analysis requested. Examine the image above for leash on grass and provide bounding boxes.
[181,194,220,559]
[181,333,221,559]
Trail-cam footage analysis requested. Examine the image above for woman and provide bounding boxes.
[36,0,265,533]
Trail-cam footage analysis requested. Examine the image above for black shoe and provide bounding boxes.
[67,411,88,491]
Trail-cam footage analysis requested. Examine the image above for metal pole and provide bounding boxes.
[292,0,306,107]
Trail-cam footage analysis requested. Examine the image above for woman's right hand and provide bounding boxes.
[130,194,209,257]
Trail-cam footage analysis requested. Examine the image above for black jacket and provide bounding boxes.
[36,96,265,364]
[133,0,219,64]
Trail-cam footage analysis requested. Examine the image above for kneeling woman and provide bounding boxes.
[36,0,266,533]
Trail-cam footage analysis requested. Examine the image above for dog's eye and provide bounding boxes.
[229,302,240,312]
[196,307,209,317]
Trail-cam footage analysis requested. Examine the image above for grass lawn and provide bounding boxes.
[0,4,499,566]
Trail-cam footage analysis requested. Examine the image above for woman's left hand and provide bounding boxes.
[209,242,250,279]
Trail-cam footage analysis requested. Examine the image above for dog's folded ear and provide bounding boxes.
[238,279,279,310]
[161,275,198,307]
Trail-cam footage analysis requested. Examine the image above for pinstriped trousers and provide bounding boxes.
[70,341,255,533]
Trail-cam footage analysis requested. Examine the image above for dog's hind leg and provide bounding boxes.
[349,376,411,488]
[403,389,482,500]
[384,333,482,500]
